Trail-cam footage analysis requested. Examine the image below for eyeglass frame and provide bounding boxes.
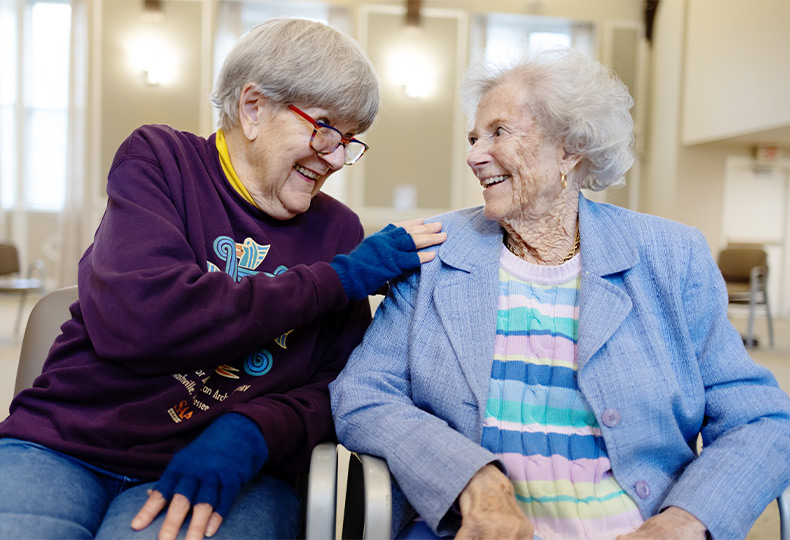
[287,104,369,165]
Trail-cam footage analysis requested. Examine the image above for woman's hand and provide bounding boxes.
[393,219,446,263]
[133,491,222,540]
[616,507,707,540]
[456,464,533,540]
[330,219,446,301]
[131,414,268,540]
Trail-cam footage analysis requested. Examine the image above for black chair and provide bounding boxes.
[0,241,45,335]
[718,245,774,348]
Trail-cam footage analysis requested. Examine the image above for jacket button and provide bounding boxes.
[635,480,651,499]
[601,408,621,427]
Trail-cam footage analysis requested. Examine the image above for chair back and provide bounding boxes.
[13,285,79,395]
[718,247,767,283]
[0,242,21,276]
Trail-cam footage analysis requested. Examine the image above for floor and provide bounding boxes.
[0,294,787,538]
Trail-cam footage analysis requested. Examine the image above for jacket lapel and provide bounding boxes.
[433,210,501,416]
[577,194,639,370]
[431,196,640,412]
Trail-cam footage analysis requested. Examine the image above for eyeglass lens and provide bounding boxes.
[312,127,366,165]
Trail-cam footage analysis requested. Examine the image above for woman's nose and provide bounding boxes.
[467,142,490,170]
[321,145,346,170]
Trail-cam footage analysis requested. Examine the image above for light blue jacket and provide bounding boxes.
[330,195,790,539]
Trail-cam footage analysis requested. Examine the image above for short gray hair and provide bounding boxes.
[461,48,634,191]
[212,18,380,133]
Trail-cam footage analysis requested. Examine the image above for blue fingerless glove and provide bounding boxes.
[154,413,268,518]
[330,224,421,301]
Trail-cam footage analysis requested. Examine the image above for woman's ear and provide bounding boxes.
[561,150,583,176]
[238,83,267,141]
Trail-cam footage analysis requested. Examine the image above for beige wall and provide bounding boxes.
[99,0,207,182]
[88,0,647,234]
[643,0,684,222]
[361,9,459,210]
[89,0,647,205]
[12,0,790,289]
[682,0,790,145]
[675,145,744,252]
[645,0,790,253]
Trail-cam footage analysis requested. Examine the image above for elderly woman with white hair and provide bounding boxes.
[0,18,444,540]
[331,48,790,539]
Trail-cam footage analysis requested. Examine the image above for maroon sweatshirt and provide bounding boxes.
[0,124,370,479]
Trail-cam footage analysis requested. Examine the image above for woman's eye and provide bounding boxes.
[468,137,478,146]
[494,127,505,136]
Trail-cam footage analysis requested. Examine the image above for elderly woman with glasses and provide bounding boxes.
[331,48,790,540]
[0,18,444,540]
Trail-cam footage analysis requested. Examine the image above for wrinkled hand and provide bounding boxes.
[132,491,222,540]
[393,219,446,264]
[456,464,533,540]
[616,507,707,540]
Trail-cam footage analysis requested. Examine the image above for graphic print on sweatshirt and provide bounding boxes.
[166,236,293,424]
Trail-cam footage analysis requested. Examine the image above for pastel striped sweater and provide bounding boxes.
[481,247,644,539]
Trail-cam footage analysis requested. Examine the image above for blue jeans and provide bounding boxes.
[0,438,301,539]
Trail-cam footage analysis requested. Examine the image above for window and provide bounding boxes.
[473,13,595,65]
[0,0,71,211]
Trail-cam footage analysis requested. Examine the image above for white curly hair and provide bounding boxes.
[461,48,635,191]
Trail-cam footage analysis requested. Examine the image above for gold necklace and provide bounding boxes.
[504,226,580,263]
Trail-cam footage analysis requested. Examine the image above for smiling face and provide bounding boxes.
[466,81,572,227]
[233,85,357,220]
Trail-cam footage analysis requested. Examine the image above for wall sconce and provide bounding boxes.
[388,45,433,98]
[142,60,168,86]
[129,0,173,86]
[143,0,164,22]
[376,0,433,98]
[405,0,421,27]
[387,23,437,100]
[129,32,176,86]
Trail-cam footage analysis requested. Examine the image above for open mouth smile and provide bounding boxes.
[294,164,320,180]
[481,174,509,188]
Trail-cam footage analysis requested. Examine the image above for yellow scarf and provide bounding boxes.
[215,129,258,208]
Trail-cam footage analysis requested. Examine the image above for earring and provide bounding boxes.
[561,173,567,189]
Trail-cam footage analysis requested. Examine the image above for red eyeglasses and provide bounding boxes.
[288,105,369,165]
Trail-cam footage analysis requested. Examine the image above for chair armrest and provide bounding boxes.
[779,485,790,540]
[306,442,338,540]
[359,454,392,540]
[342,451,392,540]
